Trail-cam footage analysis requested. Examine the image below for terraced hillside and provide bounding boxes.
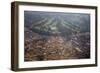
[24,11,90,61]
